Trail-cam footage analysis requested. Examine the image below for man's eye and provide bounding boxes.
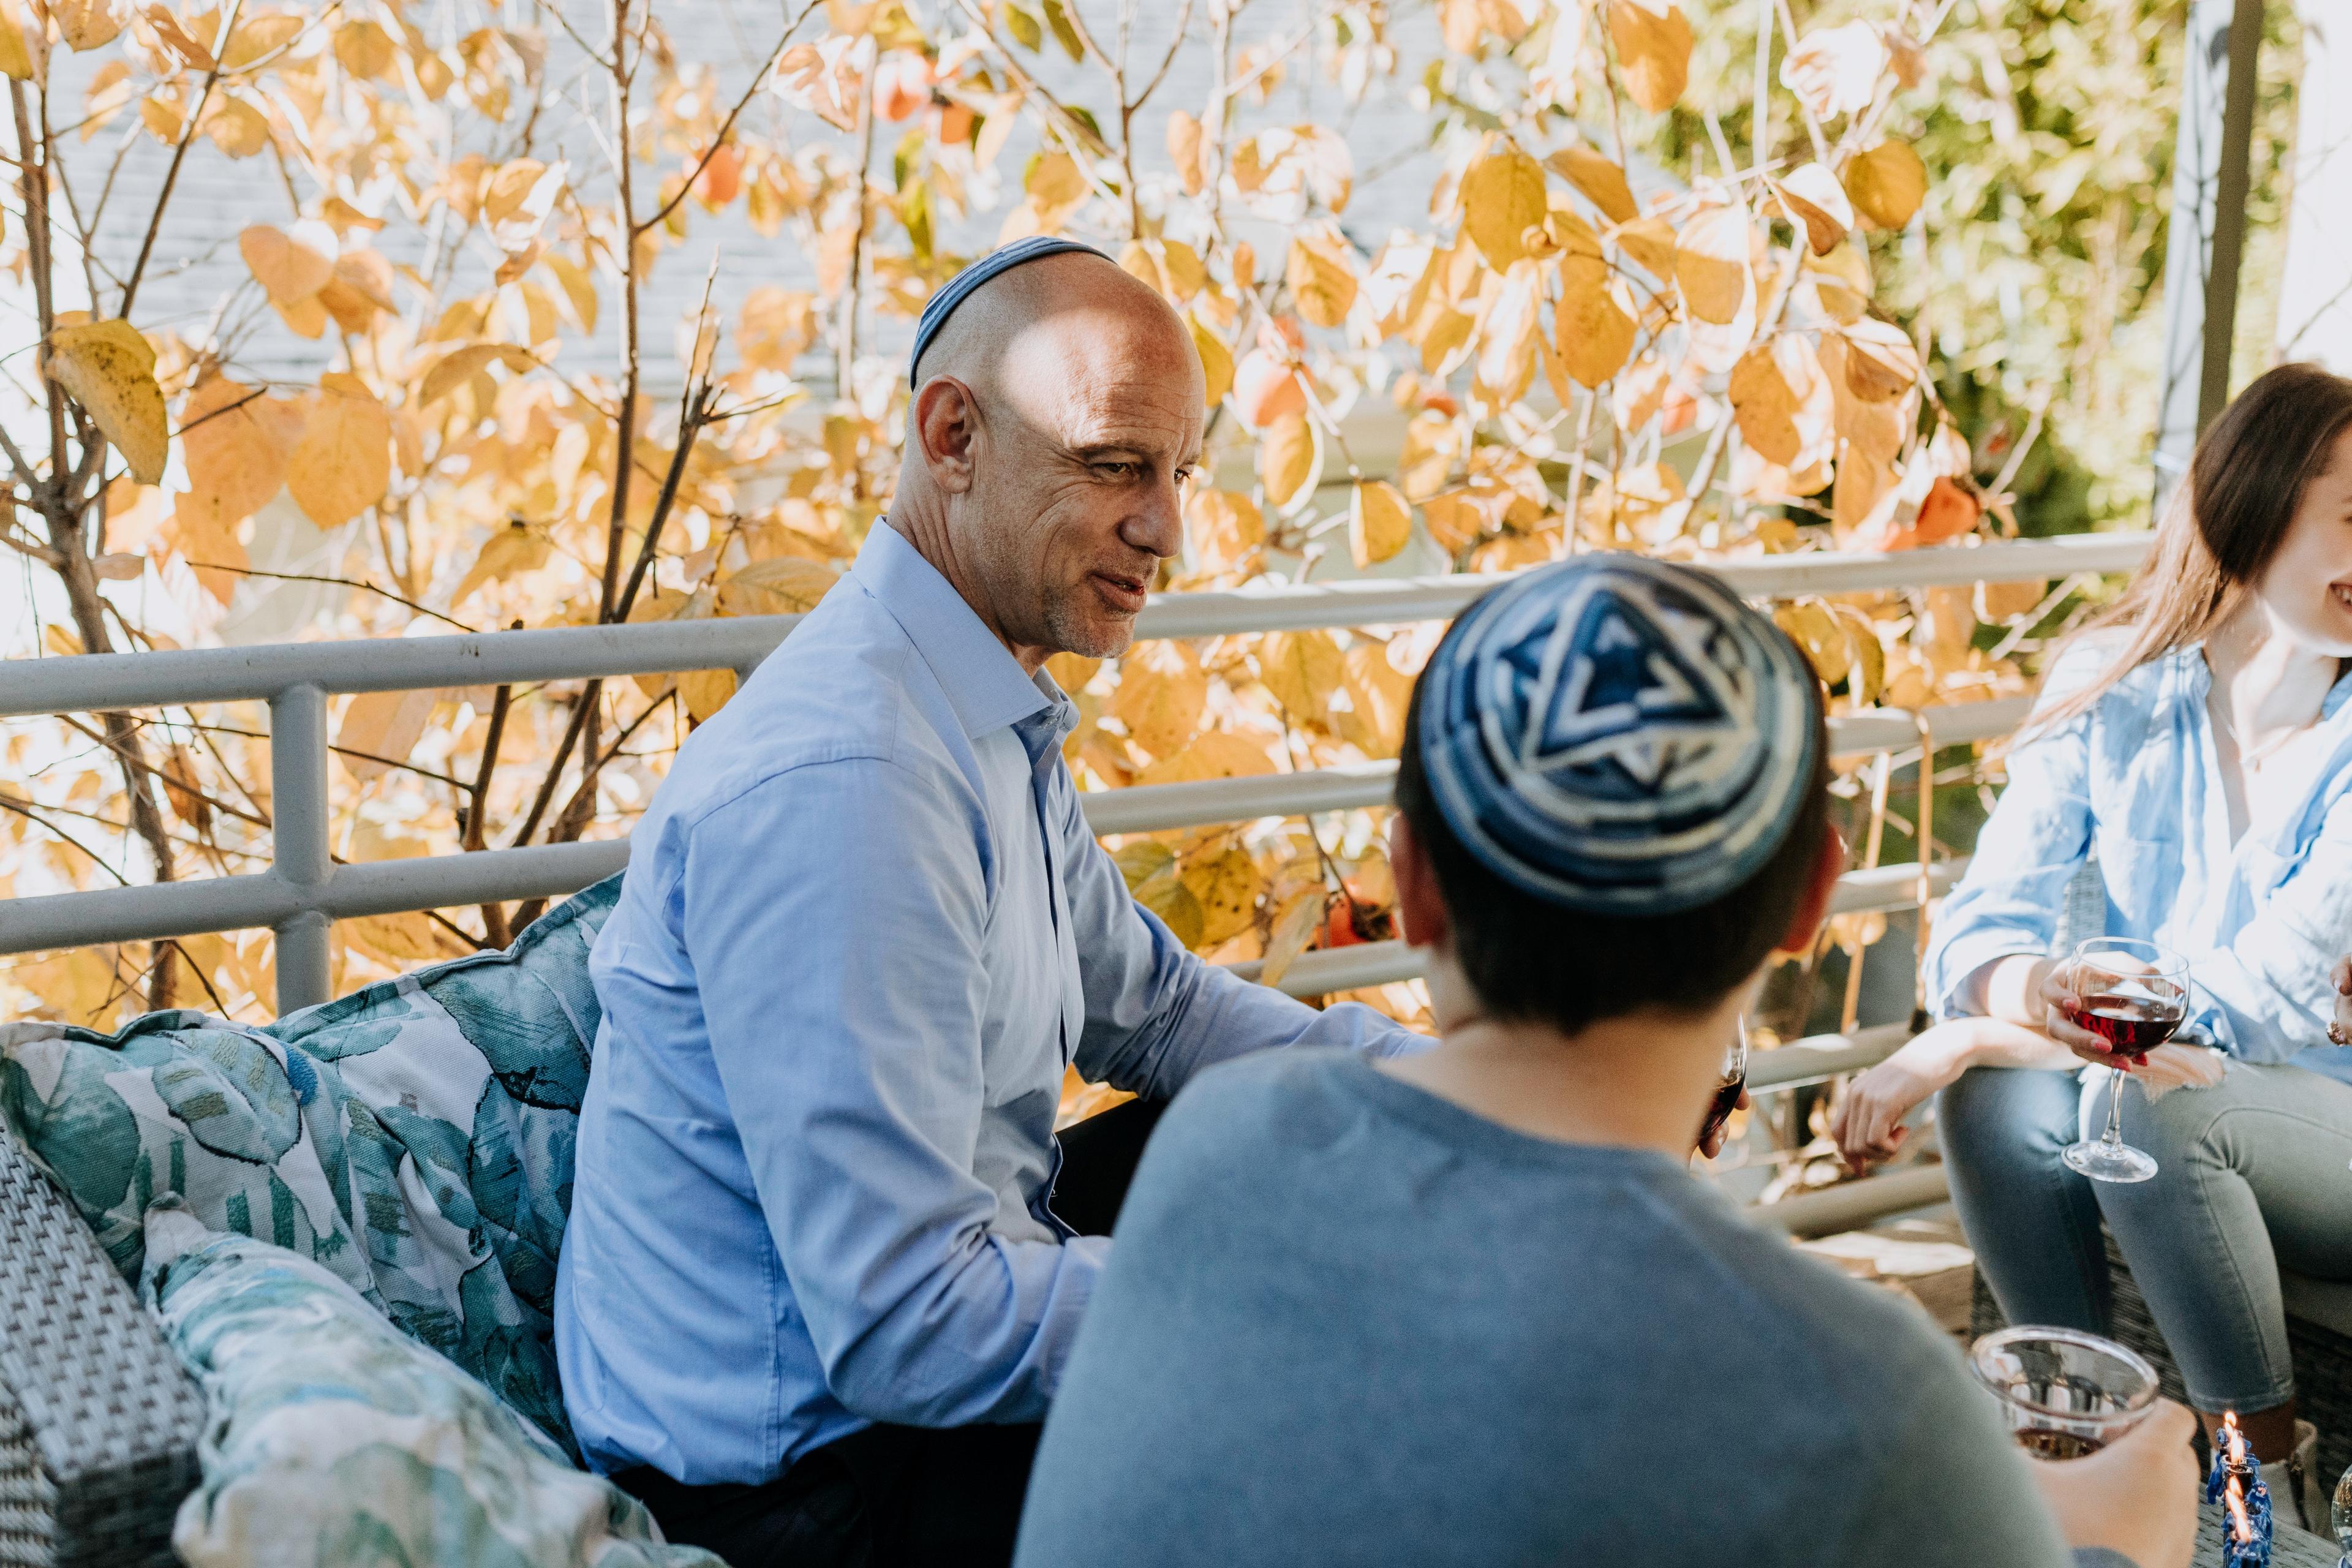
[1098,461,1139,479]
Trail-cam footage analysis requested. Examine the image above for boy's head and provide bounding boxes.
[1392,553,1836,1036]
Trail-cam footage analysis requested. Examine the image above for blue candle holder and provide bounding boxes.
[2208,1433,2273,1567]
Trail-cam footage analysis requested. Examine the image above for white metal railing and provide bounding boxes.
[2,531,2152,1226]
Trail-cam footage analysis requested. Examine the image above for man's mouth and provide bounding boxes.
[1090,571,1149,614]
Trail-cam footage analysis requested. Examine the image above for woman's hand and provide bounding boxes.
[1697,1086,1749,1160]
[1833,1017,2080,1172]
[2329,955,2352,1046]
[1833,1025,1973,1171]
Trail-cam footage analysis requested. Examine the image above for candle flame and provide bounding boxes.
[2225,1409,2247,1466]
[2226,1480,2252,1543]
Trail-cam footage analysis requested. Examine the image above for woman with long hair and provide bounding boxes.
[1831,362,2352,1526]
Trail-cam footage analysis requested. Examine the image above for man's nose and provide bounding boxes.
[1121,473,1185,561]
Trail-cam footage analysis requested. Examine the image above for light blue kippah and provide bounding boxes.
[909,236,1111,381]
[1417,552,1822,915]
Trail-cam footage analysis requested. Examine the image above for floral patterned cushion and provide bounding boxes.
[142,1201,719,1568]
[0,874,620,1458]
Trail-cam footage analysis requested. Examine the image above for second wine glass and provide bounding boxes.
[2054,937,2188,1185]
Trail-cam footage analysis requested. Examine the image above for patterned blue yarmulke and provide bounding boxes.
[1417,552,1822,915]
[910,236,1110,380]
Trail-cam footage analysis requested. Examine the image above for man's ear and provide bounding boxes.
[1774,823,1847,957]
[911,375,981,493]
[1390,813,1450,953]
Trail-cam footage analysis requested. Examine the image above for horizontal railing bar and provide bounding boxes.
[1134,533,2152,639]
[0,536,2147,717]
[1750,1163,1951,1237]
[1232,858,1962,1000]
[0,847,1967,965]
[1082,698,2034,839]
[0,619,806,718]
[1747,1022,1913,1092]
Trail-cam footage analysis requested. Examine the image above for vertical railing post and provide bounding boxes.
[270,683,332,1015]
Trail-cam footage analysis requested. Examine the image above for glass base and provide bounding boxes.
[2062,1137,2158,1183]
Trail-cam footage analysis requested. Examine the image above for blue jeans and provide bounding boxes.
[1942,1060,2352,1412]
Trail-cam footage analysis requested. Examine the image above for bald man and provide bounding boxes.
[552,243,1420,1566]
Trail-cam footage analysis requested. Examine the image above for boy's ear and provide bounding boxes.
[1775,824,1847,957]
[1390,813,1450,953]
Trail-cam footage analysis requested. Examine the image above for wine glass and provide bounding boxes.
[1969,1325,2161,1459]
[1695,1014,1748,1156]
[2054,937,2188,1185]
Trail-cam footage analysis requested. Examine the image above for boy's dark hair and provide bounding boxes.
[1393,635,1833,1036]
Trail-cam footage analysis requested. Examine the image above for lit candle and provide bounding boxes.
[2208,1412,2273,1568]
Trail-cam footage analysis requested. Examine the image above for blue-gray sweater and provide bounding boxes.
[1016,1048,2136,1568]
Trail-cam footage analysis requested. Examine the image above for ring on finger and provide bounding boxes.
[2331,1021,2351,1047]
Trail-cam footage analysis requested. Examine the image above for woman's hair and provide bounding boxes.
[2035,361,2352,730]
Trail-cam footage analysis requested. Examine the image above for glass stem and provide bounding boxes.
[2103,1066,2127,1147]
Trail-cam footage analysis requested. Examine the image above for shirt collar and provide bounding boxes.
[853,522,1061,742]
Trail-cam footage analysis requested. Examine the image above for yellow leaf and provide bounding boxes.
[145,5,213,67]
[179,374,300,532]
[1844,140,1927,230]
[1349,480,1412,567]
[1781,20,1888,122]
[90,551,143,580]
[1729,344,1801,464]
[1259,412,1319,512]
[42,622,81,655]
[221,12,301,68]
[1046,652,1101,693]
[1609,213,1676,280]
[1459,148,1547,270]
[1420,490,1487,554]
[138,96,181,143]
[1674,204,1751,326]
[1258,629,1346,720]
[336,687,438,782]
[202,98,270,159]
[680,668,737,722]
[1341,639,1415,757]
[716,556,840,615]
[1286,235,1358,328]
[1774,601,1849,687]
[1545,145,1637,225]
[483,158,548,225]
[52,0,121,51]
[1134,872,1205,949]
[285,372,390,527]
[545,252,599,334]
[1839,318,1920,402]
[45,318,166,484]
[1109,640,1208,757]
[420,342,537,406]
[1186,487,1263,571]
[1134,729,1278,786]
[332,18,395,77]
[1259,888,1327,987]
[1608,0,1691,113]
[1555,255,1635,387]
[0,0,35,78]
[1774,162,1853,255]
[238,223,333,305]
[1189,315,1232,412]
[1167,110,1205,195]
[1182,846,1263,947]
[450,521,549,609]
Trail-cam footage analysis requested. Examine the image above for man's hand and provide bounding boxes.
[2329,955,2352,1046]
[2028,1400,2199,1568]
[2037,957,2157,1070]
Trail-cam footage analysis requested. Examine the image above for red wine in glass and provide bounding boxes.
[2015,1428,2106,1461]
[2057,986,2187,1063]
[1698,1068,1745,1150]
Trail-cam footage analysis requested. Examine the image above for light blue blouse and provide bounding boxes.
[1923,636,2352,1083]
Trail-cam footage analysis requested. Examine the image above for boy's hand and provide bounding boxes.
[2026,1400,2198,1568]
[2328,955,2352,1046]
[1697,1087,1749,1159]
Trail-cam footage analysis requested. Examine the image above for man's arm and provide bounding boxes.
[1057,779,1423,1103]
[684,758,1105,1427]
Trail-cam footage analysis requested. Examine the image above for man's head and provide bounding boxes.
[891,243,1205,668]
[1392,554,1839,1036]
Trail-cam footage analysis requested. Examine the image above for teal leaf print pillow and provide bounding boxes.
[0,873,621,1458]
[143,1202,720,1568]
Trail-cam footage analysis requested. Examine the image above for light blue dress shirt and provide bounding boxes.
[553,522,1419,1485]
[1924,636,2352,1082]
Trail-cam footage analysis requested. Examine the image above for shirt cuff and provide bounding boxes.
[2068,1549,2138,1568]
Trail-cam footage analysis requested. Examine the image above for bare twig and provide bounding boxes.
[182,562,483,631]
[635,3,818,236]
[119,0,253,318]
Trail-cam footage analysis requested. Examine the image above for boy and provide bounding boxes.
[1014,555,2196,1567]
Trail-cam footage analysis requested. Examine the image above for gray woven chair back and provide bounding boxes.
[0,1128,201,1567]
[2051,856,2105,955]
